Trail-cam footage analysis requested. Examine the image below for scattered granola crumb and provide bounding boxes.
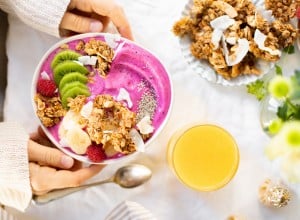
[60,44,69,49]
[75,40,85,51]
[226,215,245,220]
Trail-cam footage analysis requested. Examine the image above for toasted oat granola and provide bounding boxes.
[265,0,300,22]
[85,94,137,155]
[173,0,298,79]
[34,94,66,127]
[84,39,114,77]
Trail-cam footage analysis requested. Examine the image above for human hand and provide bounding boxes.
[60,0,133,40]
[28,128,105,195]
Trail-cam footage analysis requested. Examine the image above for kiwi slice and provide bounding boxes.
[51,50,81,70]
[61,86,91,108]
[60,81,88,98]
[59,72,88,91]
[53,61,89,85]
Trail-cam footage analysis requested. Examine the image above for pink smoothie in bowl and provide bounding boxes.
[31,33,173,164]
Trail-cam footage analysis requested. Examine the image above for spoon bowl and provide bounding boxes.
[33,164,152,204]
[114,164,152,188]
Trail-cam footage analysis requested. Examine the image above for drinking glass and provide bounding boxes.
[167,124,239,191]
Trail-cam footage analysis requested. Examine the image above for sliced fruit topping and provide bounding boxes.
[37,79,57,97]
[296,7,300,19]
[86,145,106,162]
[61,86,91,108]
[51,50,81,70]
[65,126,91,154]
[60,81,89,98]
[59,72,88,91]
[53,61,89,85]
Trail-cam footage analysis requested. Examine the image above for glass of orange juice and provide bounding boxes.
[167,124,239,191]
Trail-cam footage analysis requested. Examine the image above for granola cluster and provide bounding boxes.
[34,94,66,127]
[83,39,114,77]
[173,0,298,79]
[259,179,291,208]
[265,0,300,22]
[70,95,137,155]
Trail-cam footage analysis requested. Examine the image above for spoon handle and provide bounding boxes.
[33,178,113,204]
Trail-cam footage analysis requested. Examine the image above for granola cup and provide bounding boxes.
[31,33,173,164]
[178,0,278,86]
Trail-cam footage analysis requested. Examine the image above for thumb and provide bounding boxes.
[28,140,74,169]
[60,12,103,33]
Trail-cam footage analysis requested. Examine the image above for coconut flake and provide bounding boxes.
[254,29,281,56]
[80,101,93,118]
[137,115,154,135]
[210,15,235,49]
[113,41,125,60]
[78,56,98,66]
[129,129,145,152]
[41,71,50,80]
[211,29,223,49]
[104,33,121,49]
[210,15,235,30]
[226,37,237,45]
[222,37,249,66]
[72,60,84,66]
[117,88,133,108]
[213,1,238,18]
[256,6,275,23]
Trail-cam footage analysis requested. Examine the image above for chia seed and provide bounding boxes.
[136,90,157,122]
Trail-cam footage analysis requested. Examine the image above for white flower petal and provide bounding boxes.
[281,152,300,183]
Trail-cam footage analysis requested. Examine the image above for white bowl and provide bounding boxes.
[31,33,173,164]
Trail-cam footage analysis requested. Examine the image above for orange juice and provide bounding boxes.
[167,124,239,191]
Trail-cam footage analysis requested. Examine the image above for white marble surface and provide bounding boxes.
[4,0,300,219]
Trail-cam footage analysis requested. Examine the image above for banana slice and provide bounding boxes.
[65,126,91,154]
[58,111,82,137]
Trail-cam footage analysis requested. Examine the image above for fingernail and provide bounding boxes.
[90,21,102,32]
[61,155,74,168]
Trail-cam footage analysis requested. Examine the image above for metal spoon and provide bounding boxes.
[33,164,152,204]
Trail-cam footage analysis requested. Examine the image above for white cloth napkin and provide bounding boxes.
[4,0,300,219]
[105,201,156,220]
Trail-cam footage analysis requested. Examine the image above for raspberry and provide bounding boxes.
[37,79,57,97]
[296,7,300,19]
[86,145,106,162]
